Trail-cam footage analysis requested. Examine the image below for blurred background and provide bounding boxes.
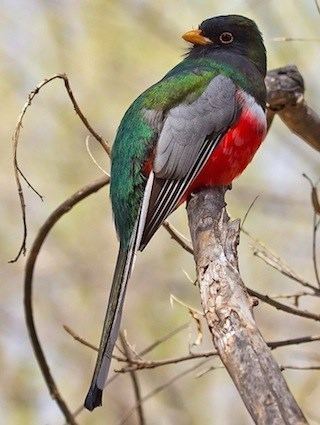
[1,0,320,424]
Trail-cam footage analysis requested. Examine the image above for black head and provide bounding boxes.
[183,15,266,76]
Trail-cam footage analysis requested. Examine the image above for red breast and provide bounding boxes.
[181,90,267,203]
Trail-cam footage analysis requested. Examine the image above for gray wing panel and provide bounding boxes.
[153,75,237,179]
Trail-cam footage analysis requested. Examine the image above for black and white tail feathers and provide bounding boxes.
[84,243,136,410]
[84,174,154,411]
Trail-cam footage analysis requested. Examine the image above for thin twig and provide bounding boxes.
[139,322,189,357]
[302,174,320,288]
[63,324,320,373]
[118,334,320,373]
[268,291,314,307]
[268,335,320,350]
[242,228,319,294]
[119,332,146,425]
[63,325,98,352]
[269,291,313,300]
[281,365,320,371]
[248,288,320,322]
[240,195,259,230]
[116,351,218,373]
[24,176,109,425]
[312,211,320,288]
[11,74,110,262]
[162,221,193,254]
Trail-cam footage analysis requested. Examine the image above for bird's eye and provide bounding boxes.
[219,32,234,44]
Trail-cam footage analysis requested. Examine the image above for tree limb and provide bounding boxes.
[266,65,320,151]
[187,187,308,424]
[11,73,110,263]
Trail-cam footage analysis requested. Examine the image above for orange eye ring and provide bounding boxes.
[219,32,234,44]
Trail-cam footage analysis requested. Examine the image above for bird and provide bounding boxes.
[84,14,267,411]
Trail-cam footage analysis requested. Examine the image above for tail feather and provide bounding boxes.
[84,245,135,411]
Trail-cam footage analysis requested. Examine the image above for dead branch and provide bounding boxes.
[187,187,308,424]
[242,228,320,294]
[266,65,320,151]
[24,176,109,425]
[162,221,193,253]
[248,288,320,322]
[63,324,320,374]
[11,74,110,262]
[303,174,320,288]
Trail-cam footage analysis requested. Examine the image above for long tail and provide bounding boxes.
[84,245,136,411]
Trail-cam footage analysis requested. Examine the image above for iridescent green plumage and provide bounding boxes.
[111,57,265,247]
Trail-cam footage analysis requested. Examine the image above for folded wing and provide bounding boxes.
[138,75,239,250]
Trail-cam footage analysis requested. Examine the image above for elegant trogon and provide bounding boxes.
[85,14,267,410]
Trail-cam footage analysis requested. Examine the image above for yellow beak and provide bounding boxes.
[182,29,213,46]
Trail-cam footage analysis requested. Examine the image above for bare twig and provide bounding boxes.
[312,211,320,288]
[138,323,189,357]
[242,228,319,294]
[116,351,218,373]
[240,195,259,229]
[268,291,314,307]
[281,365,320,371]
[64,325,98,352]
[117,333,320,373]
[11,74,110,262]
[24,176,109,424]
[269,292,314,300]
[63,323,320,373]
[162,221,193,254]
[303,174,320,288]
[248,288,320,322]
[268,335,320,350]
[119,332,146,425]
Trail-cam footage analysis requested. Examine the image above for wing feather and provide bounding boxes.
[138,75,240,250]
[139,133,223,250]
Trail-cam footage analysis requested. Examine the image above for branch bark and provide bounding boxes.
[266,66,320,151]
[187,187,308,425]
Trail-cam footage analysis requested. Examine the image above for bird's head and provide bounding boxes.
[183,15,266,76]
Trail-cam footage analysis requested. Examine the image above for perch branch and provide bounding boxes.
[187,187,308,424]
